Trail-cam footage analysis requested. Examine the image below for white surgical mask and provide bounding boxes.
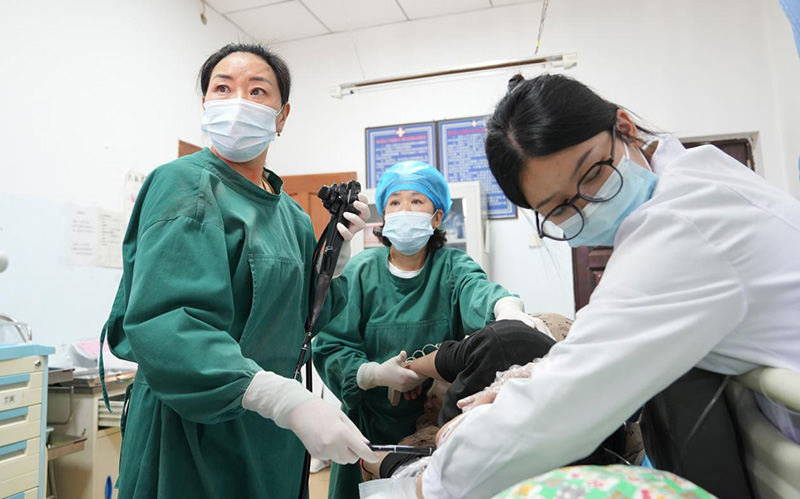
[558,143,657,247]
[200,98,281,162]
[382,211,436,256]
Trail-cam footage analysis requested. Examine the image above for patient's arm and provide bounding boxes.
[404,352,446,381]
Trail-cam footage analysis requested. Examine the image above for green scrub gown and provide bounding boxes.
[313,246,511,499]
[103,148,342,498]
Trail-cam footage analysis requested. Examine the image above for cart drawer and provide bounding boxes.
[0,407,40,448]
[3,487,38,499]
[0,358,43,378]
[0,438,39,482]
[0,470,36,499]
[0,373,43,412]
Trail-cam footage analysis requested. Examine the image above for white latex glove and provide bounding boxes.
[493,296,553,339]
[357,351,427,393]
[336,192,370,242]
[285,398,379,464]
[243,371,378,464]
[332,239,351,278]
[331,193,370,278]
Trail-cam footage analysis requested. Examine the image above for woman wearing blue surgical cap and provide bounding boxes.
[313,161,537,498]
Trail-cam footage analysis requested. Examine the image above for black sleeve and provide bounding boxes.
[438,320,557,425]
[379,453,423,478]
[433,338,469,383]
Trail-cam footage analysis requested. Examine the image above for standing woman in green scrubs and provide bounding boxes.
[102,43,378,498]
[313,161,539,498]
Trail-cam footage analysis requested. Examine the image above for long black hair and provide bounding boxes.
[485,74,655,209]
[198,43,291,106]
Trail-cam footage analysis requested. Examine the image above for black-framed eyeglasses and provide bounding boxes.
[535,127,624,241]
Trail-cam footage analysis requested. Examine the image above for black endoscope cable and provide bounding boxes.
[295,181,361,499]
[675,375,731,473]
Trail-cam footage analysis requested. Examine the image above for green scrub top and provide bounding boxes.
[313,246,511,499]
[103,148,342,498]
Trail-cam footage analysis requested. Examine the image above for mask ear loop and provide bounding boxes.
[623,138,654,172]
[641,137,657,150]
[430,209,444,228]
[639,135,659,171]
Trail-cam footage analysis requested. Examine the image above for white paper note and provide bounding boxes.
[96,209,124,268]
[67,206,124,268]
[67,207,97,266]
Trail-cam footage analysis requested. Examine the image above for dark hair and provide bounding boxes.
[486,73,655,209]
[373,225,447,253]
[199,43,291,106]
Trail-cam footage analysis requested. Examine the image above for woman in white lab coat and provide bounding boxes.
[417,74,800,499]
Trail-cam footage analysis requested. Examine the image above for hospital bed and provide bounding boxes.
[727,368,800,499]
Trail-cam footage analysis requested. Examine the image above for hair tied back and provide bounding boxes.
[507,74,525,93]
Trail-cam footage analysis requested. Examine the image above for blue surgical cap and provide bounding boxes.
[375,161,452,218]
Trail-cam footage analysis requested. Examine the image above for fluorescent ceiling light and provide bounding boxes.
[330,52,577,98]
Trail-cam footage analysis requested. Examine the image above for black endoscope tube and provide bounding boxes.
[368,444,436,456]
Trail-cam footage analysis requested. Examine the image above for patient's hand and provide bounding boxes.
[457,361,540,412]
[403,385,424,401]
[457,387,499,412]
[402,355,438,400]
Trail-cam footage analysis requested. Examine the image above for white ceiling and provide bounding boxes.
[206,0,536,43]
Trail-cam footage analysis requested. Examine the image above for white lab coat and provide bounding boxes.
[421,135,800,499]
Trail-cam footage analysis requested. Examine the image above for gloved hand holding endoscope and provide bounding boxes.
[335,192,370,242]
[286,398,379,465]
[327,192,370,278]
[242,371,378,464]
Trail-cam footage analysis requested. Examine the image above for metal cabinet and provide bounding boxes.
[0,344,55,499]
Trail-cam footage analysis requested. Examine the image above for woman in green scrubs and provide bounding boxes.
[313,161,538,498]
[102,43,377,498]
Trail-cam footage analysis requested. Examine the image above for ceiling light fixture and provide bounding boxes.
[330,52,577,99]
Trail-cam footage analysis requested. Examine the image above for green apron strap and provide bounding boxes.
[120,381,133,438]
[99,324,112,412]
[113,381,133,492]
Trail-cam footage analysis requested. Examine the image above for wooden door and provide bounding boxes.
[177,140,356,239]
[683,139,754,171]
[572,246,613,311]
[178,140,202,158]
[282,172,358,238]
[571,138,753,312]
